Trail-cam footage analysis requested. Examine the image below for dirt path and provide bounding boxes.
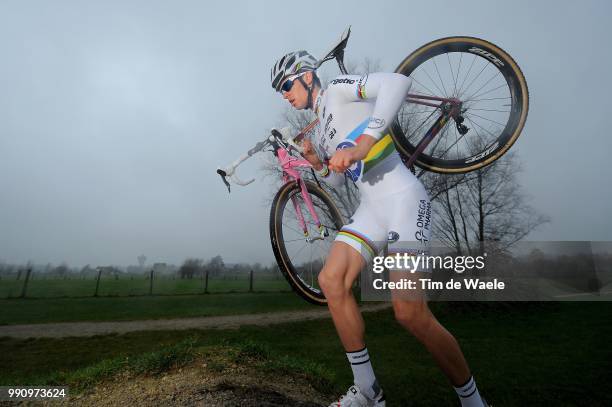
[0,303,390,339]
[44,347,333,406]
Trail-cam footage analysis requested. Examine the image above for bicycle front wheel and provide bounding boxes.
[391,36,529,173]
[270,180,344,305]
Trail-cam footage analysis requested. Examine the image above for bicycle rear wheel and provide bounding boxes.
[270,180,344,305]
[391,36,529,173]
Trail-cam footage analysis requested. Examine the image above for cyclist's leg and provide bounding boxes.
[392,297,487,406]
[387,188,485,406]
[318,203,385,349]
[318,204,386,401]
[392,297,470,384]
[318,240,367,350]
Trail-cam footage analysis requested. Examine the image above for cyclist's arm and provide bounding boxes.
[327,72,412,141]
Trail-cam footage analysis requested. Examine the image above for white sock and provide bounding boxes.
[346,347,380,399]
[454,376,484,407]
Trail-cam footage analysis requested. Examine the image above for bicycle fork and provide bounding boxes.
[289,179,329,243]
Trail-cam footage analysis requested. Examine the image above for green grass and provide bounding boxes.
[1,303,611,406]
[0,292,312,325]
[0,274,289,298]
[231,339,336,394]
[36,337,198,393]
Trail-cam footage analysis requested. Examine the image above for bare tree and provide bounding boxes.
[429,151,549,255]
[179,258,203,279]
[206,255,225,277]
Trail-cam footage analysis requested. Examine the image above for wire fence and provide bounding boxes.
[0,269,291,299]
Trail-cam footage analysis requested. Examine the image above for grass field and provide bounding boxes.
[0,292,313,325]
[0,273,289,298]
[1,302,611,406]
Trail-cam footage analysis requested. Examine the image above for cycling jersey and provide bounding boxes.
[312,72,431,262]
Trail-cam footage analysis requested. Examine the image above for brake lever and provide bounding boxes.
[217,168,231,193]
[272,127,305,155]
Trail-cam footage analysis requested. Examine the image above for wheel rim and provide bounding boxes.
[393,38,527,171]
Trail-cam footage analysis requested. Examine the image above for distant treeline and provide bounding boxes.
[0,255,281,280]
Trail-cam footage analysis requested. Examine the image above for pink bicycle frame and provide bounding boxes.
[276,148,325,238]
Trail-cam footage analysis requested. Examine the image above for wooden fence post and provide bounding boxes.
[249,270,253,293]
[20,268,32,298]
[149,269,154,295]
[94,268,102,297]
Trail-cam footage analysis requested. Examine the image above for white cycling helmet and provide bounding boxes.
[271,50,318,92]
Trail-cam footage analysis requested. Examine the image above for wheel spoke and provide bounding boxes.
[410,77,438,97]
[465,111,507,128]
[433,57,449,97]
[421,63,447,97]
[465,115,486,145]
[459,59,489,100]
[291,240,310,260]
[465,115,501,140]
[463,71,502,103]
[468,96,511,102]
[437,122,467,159]
[407,109,439,142]
[284,238,308,243]
[454,51,464,97]
[468,108,510,113]
[457,54,478,97]
[467,83,509,102]
[282,220,304,236]
[447,53,457,96]
[403,109,439,115]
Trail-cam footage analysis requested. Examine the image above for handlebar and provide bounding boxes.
[216,127,303,193]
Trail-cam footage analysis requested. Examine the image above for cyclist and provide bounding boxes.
[271,51,488,407]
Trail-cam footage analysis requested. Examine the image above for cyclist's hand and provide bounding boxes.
[329,148,356,173]
[302,139,322,168]
[329,135,377,172]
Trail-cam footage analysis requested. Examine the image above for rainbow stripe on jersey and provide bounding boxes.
[345,119,396,176]
[337,228,377,259]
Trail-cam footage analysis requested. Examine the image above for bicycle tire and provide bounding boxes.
[391,36,529,173]
[270,180,344,305]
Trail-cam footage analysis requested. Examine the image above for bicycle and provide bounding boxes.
[218,128,343,304]
[217,27,529,304]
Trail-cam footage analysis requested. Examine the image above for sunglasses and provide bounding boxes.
[280,74,303,93]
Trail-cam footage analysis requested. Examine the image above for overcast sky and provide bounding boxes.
[0,0,610,268]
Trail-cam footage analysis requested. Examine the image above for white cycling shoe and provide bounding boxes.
[328,385,386,407]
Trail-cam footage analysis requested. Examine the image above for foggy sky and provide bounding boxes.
[1,0,611,268]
